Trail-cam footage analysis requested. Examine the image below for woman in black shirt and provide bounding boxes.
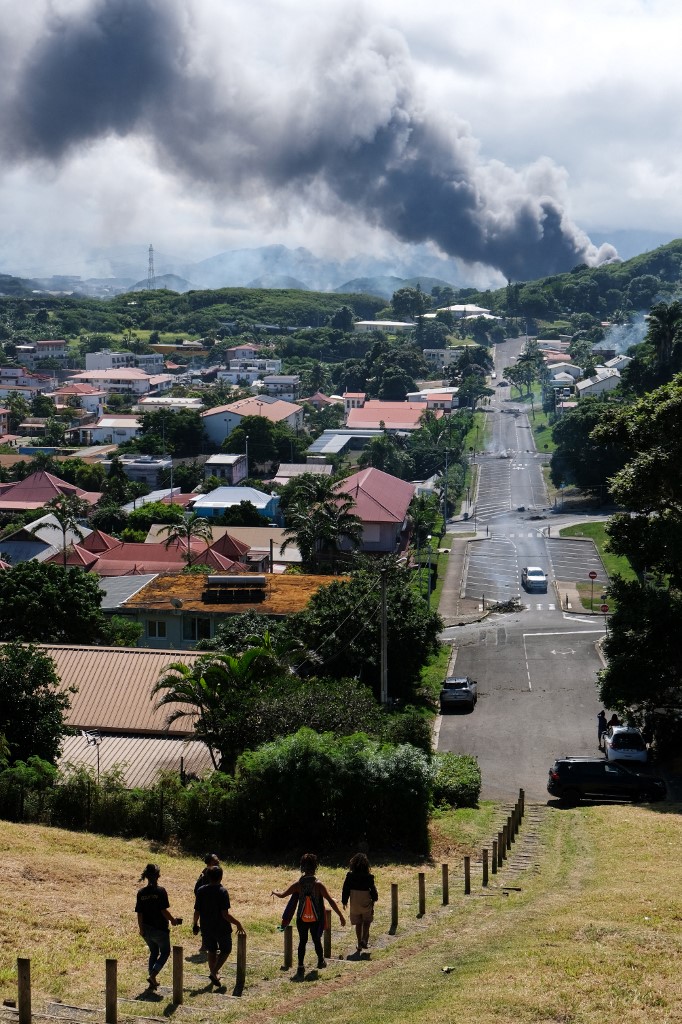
[135,864,181,990]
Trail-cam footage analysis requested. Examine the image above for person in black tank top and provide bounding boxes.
[272,853,345,977]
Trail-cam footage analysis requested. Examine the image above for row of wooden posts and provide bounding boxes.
[13,791,524,1018]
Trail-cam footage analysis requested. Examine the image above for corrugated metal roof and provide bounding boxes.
[36,644,200,735]
[60,734,213,789]
[98,574,159,609]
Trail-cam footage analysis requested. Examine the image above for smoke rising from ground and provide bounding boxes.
[0,0,617,280]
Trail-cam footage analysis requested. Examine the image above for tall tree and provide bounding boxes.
[158,512,214,567]
[30,494,90,567]
[0,562,106,644]
[645,300,682,369]
[282,483,362,570]
[0,642,70,764]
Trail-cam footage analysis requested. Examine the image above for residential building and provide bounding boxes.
[120,572,336,649]
[203,453,248,484]
[603,355,633,372]
[335,467,415,553]
[14,339,69,368]
[545,362,582,380]
[436,304,492,318]
[201,396,304,446]
[0,408,9,436]
[102,454,173,486]
[343,392,366,415]
[261,374,301,401]
[0,470,101,513]
[85,350,165,373]
[346,400,432,431]
[134,396,204,413]
[407,387,459,410]
[146,523,298,572]
[307,428,385,458]
[268,462,333,486]
[575,369,621,399]
[68,368,174,396]
[87,414,141,444]
[46,382,106,417]
[0,512,94,564]
[189,486,280,521]
[422,348,464,369]
[48,532,247,576]
[353,320,415,334]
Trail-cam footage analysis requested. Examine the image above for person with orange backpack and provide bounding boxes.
[272,853,345,977]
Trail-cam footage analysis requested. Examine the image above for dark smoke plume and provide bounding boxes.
[0,0,617,280]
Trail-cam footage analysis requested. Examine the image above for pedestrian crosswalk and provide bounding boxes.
[477,602,557,612]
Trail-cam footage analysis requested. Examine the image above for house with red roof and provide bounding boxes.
[345,400,432,431]
[0,471,102,513]
[335,467,415,553]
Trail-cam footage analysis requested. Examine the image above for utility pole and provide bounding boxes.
[380,568,388,706]
[443,447,449,525]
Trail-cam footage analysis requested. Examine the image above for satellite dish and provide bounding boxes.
[170,597,183,609]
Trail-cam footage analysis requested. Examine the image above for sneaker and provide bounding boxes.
[296,966,305,978]
[317,959,327,969]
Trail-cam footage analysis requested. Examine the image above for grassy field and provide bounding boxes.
[2,801,682,1022]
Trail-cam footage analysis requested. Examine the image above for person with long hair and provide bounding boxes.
[135,864,181,990]
[341,852,378,953]
[272,853,345,978]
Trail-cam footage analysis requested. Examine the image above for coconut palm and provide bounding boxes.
[153,649,288,770]
[646,301,682,368]
[282,490,362,571]
[158,512,214,566]
[30,494,90,567]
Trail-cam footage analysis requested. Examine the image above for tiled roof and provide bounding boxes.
[346,401,428,430]
[0,471,101,510]
[202,397,301,423]
[60,734,214,788]
[32,644,201,735]
[336,467,415,524]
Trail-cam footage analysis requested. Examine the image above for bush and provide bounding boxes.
[381,706,432,755]
[432,752,481,808]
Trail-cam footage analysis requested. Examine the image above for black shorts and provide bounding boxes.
[201,928,232,955]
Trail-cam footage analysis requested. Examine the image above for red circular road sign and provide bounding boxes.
[600,604,609,613]
[589,571,598,580]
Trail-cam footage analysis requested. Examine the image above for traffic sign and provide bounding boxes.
[589,571,598,580]
[600,604,609,613]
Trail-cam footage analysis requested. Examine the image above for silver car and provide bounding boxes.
[522,566,548,592]
[440,676,478,713]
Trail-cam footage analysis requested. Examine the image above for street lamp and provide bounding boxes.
[245,434,249,477]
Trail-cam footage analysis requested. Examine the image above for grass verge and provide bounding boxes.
[560,521,636,582]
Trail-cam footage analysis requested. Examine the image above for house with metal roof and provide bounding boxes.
[335,467,415,553]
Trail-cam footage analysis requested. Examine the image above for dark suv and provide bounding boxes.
[547,757,666,806]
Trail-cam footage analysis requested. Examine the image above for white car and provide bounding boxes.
[521,566,548,592]
[603,726,648,763]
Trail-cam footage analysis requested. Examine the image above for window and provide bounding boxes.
[147,619,167,638]
[183,617,211,642]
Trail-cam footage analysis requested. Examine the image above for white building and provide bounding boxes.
[88,415,142,444]
[575,369,621,399]
[353,320,415,334]
[85,350,165,373]
[203,453,248,485]
[47,382,106,417]
[69,368,174,397]
[422,348,464,369]
[201,396,304,447]
[437,304,492,318]
[134,396,204,413]
[261,374,301,401]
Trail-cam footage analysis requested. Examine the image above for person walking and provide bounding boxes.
[597,710,608,750]
[194,854,220,954]
[272,853,345,978]
[608,713,621,729]
[193,865,245,987]
[135,864,182,991]
[341,852,378,953]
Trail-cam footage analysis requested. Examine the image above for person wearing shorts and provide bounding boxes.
[193,865,245,987]
[341,852,378,953]
[272,853,345,978]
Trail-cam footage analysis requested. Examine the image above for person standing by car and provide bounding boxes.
[271,853,345,978]
[341,853,378,953]
[597,710,608,749]
[193,865,245,988]
[608,713,621,729]
[135,863,182,990]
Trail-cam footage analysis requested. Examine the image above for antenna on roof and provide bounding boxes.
[147,244,156,291]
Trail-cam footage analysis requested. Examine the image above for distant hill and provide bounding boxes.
[130,273,196,293]
[247,274,309,290]
[0,273,41,297]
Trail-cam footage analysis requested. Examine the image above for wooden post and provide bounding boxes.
[233,932,246,997]
[283,925,293,969]
[105,959,117,1024]
[501,825,508,859]
[497,831,504,866]
[482,849,489,887]
[172,947,183,1005]
[514,804,520,836]
[323,909,332,958]
[463,856,471,895]
[506,816,513,847]
[519,788,525,817]
[492,840,498,874]
[17,958,31,1024]
[418,872,426,917]
[441,863,449,906]
[390,882,398,933]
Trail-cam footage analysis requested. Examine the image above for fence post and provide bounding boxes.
[501,825,508,860]
[441,863,449,906]
[418,872,426,917]
[390,883,398,934]
[519,788,525,818]
[323,909,332,958]
[233,932,246,997]
[105,959,117,1024]
[497,831,504,867]
[492,840,498,874]
[172,947,183,1005]
[283,925,293,969]
[506,816,513,848]
[17,959,31,1024]
[482,849,489,887]
[463,856,471,895]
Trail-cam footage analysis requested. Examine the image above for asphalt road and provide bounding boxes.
[438,339,607,801]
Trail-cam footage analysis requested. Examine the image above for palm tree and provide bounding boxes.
[158,512,214,566]
[153,649,288,770]
[31,494,90,567]
[282,489,362,571]
[647,301,682,368]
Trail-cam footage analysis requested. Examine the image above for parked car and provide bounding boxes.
[603,726,648,763]
[440,676,478,713]
[522,566,548,592]
[547,757,666,806]
[497,380,510,387]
